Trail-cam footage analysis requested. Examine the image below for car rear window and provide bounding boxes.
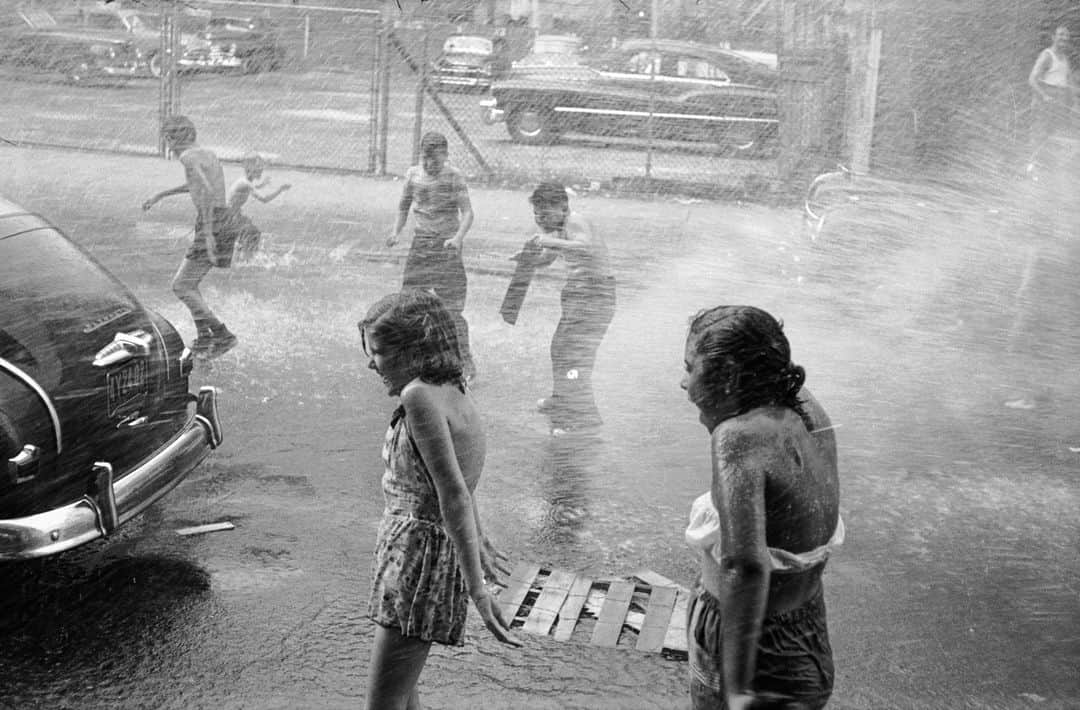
[1,227,137,385]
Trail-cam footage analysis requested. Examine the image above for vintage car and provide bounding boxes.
[431,34,496,92]
[71,5,208,77]
[481,38,778,154]
[185,15,286,74]
[0,195,222,561]
[0,27,141,82]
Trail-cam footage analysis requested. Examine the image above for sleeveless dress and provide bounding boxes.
[367,406,469,646]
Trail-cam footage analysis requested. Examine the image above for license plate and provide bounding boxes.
[107,359,148,416]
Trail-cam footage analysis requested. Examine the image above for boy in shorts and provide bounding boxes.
[142,115,238,357]
[227,151,291,262]
[387,132,476,379]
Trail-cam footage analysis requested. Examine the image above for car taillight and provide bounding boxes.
[179,346,195,378]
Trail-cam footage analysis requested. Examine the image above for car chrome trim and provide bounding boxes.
[0,390,222,561]
[146,317,173,380]
[0,357,62,454]
[551,106,778,124]
[90,461,119,535]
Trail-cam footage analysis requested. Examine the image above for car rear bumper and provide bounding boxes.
[479,98,504,124]
[0,386,222,561]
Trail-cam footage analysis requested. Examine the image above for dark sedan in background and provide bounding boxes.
[186,15,286,74]
[0,195,221,560]
[480,39,778,155]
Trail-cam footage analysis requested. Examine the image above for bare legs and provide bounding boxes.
[171,256,219,329]
[365,624,432,710]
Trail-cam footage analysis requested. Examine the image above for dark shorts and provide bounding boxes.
[402,230,467,312]
[187,207,237,268]
[688,587,834,710]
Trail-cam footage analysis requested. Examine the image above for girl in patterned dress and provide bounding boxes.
[359,289,521,709]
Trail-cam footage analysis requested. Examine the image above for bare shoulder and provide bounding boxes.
[798,388,832,432]
[565,210,597,242]
[710,411,789,460]
[400,380,445,416]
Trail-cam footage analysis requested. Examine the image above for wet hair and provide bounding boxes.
[687,305,808,425]
[358,289,465,390]
[162,114,196,145]
[529,181,569,209]
[420,131,448,155]
[241,151,267,172]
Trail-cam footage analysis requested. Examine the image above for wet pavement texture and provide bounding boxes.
[0,146,1078,709]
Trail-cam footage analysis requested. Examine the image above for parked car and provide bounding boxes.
[72,5,208,77]
[0,195,222,561]
[480,38,778,154]
[511,33,584,71]
[185,15,286,74]
[0,27,141,83]
[431,34,496,92]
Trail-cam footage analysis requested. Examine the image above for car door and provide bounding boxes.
[578,49,663,136]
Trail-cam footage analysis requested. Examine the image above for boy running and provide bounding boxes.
[142,114,238,357]
[228,151,291,262]
[387,132,476,379]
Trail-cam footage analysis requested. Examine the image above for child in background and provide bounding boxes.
[358,289,520,709]
[227,151,291,262]
[387,132,477,380]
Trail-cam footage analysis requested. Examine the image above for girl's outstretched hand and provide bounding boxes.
[479,535,511,587]
[472,593,523,647]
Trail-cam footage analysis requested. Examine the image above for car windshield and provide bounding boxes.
[444,36,491,55]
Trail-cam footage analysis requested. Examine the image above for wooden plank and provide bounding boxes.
[635,585,679,653]
[662,588,691,654]
[632,569,683,591]
[552,575,593,642]
[590,580,635,648]
[175,521,235,536]
[522,569,576,636]
[499,563,541,621]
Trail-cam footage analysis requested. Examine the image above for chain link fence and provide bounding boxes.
[385,20,781,197]
[1,1,805,198]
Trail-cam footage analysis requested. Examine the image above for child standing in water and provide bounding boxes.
[358,289,520,709]
[387,132,477,380]
[227,151,291,262]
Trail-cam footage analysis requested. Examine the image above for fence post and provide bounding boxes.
[303,14,310,59]
[411,31,428,165]
[368,14,380,174]
[377,25,391,175]
[157,0,181,157]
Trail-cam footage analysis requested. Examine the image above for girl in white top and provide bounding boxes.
[1029,26,1077,147]
[681,305,841,710]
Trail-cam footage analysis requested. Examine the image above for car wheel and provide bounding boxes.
[506,107,558,145]
[147,52,162,78]
[269,49,285,71]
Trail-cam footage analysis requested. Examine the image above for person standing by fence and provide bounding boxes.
[1028,25,1077,158]
[387,132,476,380]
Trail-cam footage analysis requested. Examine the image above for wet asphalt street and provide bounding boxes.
[0,145,1078,709]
